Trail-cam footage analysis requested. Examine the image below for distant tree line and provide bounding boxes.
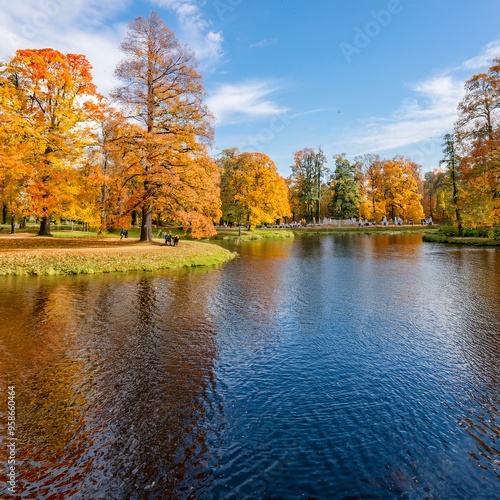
[288,149,424,224]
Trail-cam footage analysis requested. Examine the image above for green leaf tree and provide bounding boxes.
[330,154,362,221]
[290,147,328,222]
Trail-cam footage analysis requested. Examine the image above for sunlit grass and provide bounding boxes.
[213,229,295,241]
[212,225,436,240]
[0,240,237,276]
[423,233,500,246]
[290,225,437,236]
[51,231,102,238]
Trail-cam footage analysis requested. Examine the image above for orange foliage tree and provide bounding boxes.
[381,157,425,222]
[1,48,103,235]
[81,105,145,235]
[0,71,40,232]
[455,58,500,226]
[422,169,449,222]
[355,154,424,222]
[218,149,291,229]
[112,11,221,241]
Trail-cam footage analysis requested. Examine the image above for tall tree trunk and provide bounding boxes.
[2,203,7,225]
[451,173,463,235]
[140,203,153,242]
[38,216,52,236]
[450,155,462,235]
[10,213,15,234]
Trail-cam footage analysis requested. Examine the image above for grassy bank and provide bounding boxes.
[0,236,237,276]
[212,228,295,241]
[290,225,437,237]
[422,233,500,247]
[211,225,435,241]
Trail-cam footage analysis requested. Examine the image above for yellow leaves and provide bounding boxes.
[219,149,291,228]
[358,156,425,221]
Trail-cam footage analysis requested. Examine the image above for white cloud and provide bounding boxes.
[250,38,278,49]
[0,0,128,97]
[152,0,223,63]
[343,40,500,161]
[206,81,288,125]
[460,40,500,71]
[347,74,463,154]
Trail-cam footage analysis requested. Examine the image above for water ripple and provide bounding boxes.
[1,237,499,498]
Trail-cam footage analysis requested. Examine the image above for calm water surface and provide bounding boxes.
[1,234,499,499]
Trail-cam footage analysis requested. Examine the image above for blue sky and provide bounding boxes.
[1,0,500,176]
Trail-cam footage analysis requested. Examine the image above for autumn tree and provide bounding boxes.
[356,154,385,220]
[289,147,328,222]
[381,157,425,222]
[455,58,500,226]
[80,105,146,235]
[423,171,436,219]
[218,149,291,229]
[423,169,450,222]
[351,154,425,222]
[329,154,362,221]
[0,72,38,232]
[1,48,103,235]
[112,11,220,241]
[285,177,301,222]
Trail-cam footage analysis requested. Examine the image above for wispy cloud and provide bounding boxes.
[152,0,223,63]
[0,0,128,96]
[250,38,278,49]
[207,81,288,125]
[349,75,463,152]
[344,41,500,157]
[460,39,500,71]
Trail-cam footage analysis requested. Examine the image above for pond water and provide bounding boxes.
[1,234,500,499]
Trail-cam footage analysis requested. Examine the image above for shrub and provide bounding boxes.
[438,224,459,237]
[462,227,490,238]
[488,226,500,240]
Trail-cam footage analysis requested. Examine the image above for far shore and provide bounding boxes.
[213,224,437,241]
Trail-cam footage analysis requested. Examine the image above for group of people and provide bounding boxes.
[358,219,377,226]
[119,228,180,246]
[164,233,180,246]
[381,216,404,226]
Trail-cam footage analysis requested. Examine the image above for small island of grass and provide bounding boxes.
[0,234,237,276]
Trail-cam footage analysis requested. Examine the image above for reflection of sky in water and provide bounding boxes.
[0,235,499,498]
